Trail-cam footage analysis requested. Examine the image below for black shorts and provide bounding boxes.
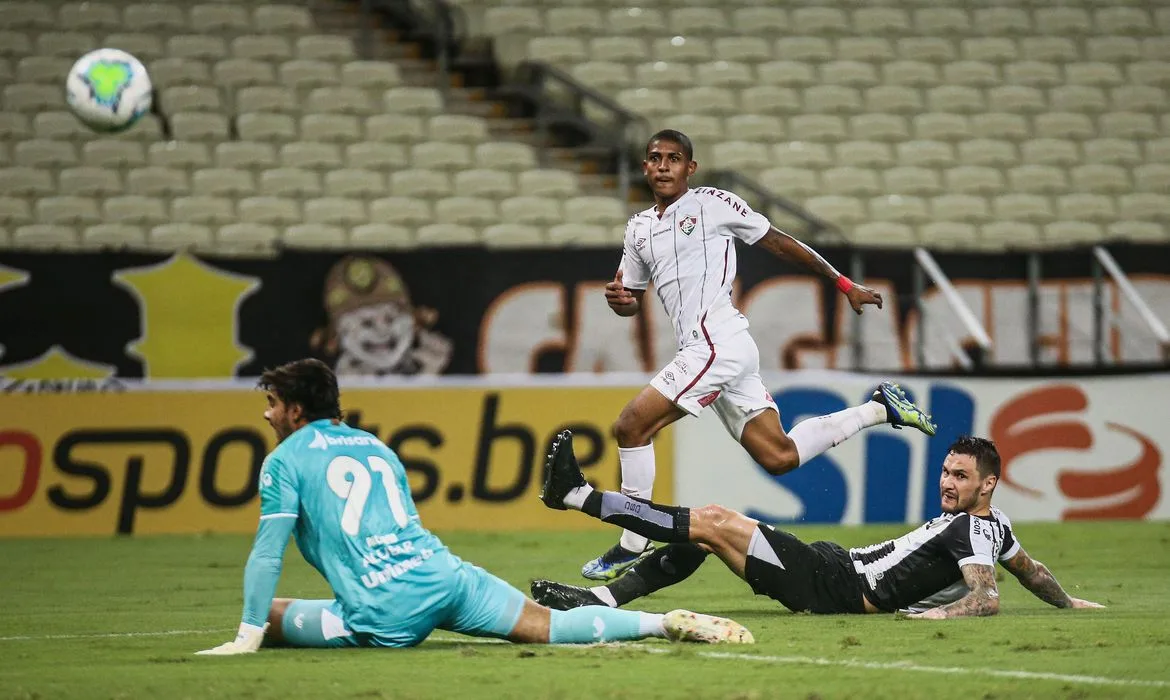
[743,524,867,615]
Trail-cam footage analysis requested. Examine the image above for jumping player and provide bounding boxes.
[196,359,753,654]
[586,129,937,579]
[538,431,1104,619]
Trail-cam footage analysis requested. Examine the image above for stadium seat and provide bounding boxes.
[696,61,754,88]
[279,60,338,90]
[546,223,610,247]
[369,197,432,227]
[988,86,1046,115]
[884,167,942,196]
[946,166,1005,195]
[435,196,497,227]
[1119,193,1170,221]
[83,140,146,168]
[865,86,923,115]
[931,194,990,223]
[283,224,347,249]
[300,114,361,143]
[349,223,414,249]
[254,5,313,33]
[390,169,451,198]
[280,142,342,170]
[564,196,627,226]
[296,36,356,62]
[235,113,295,143]
[500,196,561,225]
[83,224,145,249]
[994,194,1054,224]
[416,223,478,246]
[1134,164,1170,193]
[517,169,578,198]
[150,58,211,90]
[12,224,78,249]
[804,85,863,114]
[324,169,384,198]
[836,141,895,168]
[127,167,189,197]
[1071,165,1130,195]
[0,197,32,226]
[304,198,367,226]
[215,142,276,170]
[1033,113,1094,140]
[1020,139,1078,166]
[548,8,604,35]
[237,87,297,115]
[259,168,322,196]
[921,222,978,249]
[1100,112,1157,139]
[715,36,771,63]
[32,112,89,141]
[171,196,234,225]
[58,2,120,31]
[1034,7,1091,35]
[588,37,646,64]
[238,196,300,225]
[484,7,542,35]
[1044,221,1104,247]
[1110,221,1168,243]
[0,112,31,140]
[898,37,955,63]
[913,113,971,142]
[1095,7,1152,35]
[822,167,881,197]
[454,169,515,198]
[789,114,847,142]
[773,141,832,169]
[713,141,770,170]
[37,196,100,225]
[1057,194,1116,222]
[852,222,916,248]
[981,221,1042,249]
[0,167,53,197]
[383,87,443,115]
[229,35,289,61]
[529,37,588,65]
[15,140,77,168]
[757,61,816,88]
[741,86,800,115]
[957,139,1017,167]
[805,195,866,226]
[192,168,256,197]
[974,7,1030,36]
[1007,165,1067,195]
[850,114,911,142]
[1051,86,1107,114]
[969,112,1028,141]
[218,223,280,251]
[4,84,60,113]
[344,143,407,170]
[897,140,955,168]
[475,142,537,171]
[611,9,666,37]
[869,195,929,224]
[215,60,277,90]
[104,196,168,226]
[479,224,542,249]
[58,167,121,196]
[760,168,818,199]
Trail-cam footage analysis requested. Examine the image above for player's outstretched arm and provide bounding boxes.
[1001,548,1104,610]
[606,268,645,317]
[753,228,882,315]
[907,563,1000,619]
[196,516,296,655]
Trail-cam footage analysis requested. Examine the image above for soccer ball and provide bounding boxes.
[65,48,153,133]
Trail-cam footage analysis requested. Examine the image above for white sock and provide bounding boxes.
[789,400,887,466]
[637,612,667,638]
[562,484,593,510]
[590,586,618,608]
[618,444,656,552]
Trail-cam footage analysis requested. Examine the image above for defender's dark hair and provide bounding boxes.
[259,358,341,422]
[948,436,1001,480]
[646,129,694,160]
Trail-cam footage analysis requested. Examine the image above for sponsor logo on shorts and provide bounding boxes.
[635,237,646,250]
[664,371,675,383]
[698,390,721,407]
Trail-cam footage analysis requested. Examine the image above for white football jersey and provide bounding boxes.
[620,187,771,348]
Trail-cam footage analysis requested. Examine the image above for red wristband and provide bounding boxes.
[836,275,854,294]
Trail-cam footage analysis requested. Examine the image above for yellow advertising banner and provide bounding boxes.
[0,386,672,537]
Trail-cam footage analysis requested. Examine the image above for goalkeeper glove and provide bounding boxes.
[196,622,267,656]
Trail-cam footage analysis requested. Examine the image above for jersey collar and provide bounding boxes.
[653,188,695,219]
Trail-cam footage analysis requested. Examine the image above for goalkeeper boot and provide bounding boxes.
[663,610,754,644]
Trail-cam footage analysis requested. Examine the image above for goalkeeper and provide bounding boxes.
[197,359,752,655]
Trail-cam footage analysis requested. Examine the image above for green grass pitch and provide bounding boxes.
[2,521,1168,699]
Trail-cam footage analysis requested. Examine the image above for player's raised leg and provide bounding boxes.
[738,381,937,478]
[581,386,686,581]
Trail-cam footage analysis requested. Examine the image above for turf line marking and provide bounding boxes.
[5,629,1166,689]
[0,629,226,642]
[662,650,1170,689]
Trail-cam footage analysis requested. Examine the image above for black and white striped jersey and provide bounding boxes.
[848,506,1021,612]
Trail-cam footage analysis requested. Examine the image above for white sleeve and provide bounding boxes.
[620,218,651,290]
[947,515,997,568]
[703,189,771,245]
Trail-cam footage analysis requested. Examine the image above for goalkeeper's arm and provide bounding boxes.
[196,515,296,656]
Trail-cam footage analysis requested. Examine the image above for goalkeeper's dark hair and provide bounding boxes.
[646,129,693,161]
[948,436,1001,480]
[259,358,342,422]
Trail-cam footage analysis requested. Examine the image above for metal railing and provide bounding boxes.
[1092,246,1170,365]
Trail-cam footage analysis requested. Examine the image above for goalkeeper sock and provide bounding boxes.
[607,544,710,605]
[789,400,886,467]
[581,491,691,543]
[617,444,656,553]
[548,606,665,644]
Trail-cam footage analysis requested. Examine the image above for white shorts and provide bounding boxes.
[650,324,776,440]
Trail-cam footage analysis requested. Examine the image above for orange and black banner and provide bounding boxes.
[0,385,672,536]
[0,243,1168,381]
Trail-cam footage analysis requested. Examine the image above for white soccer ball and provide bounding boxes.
[65,48,153,133]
